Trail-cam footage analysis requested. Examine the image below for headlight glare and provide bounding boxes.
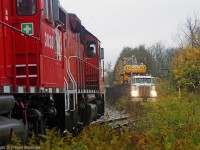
[131,90,138,97]
[151,91,157,97]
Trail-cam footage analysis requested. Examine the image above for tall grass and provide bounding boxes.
[9,80,200,149]
[133,81,200,149]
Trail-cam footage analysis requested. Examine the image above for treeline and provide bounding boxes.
[106,15,200,93]
[113,43,175,79]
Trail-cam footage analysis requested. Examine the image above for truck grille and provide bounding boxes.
[138,86,151,97]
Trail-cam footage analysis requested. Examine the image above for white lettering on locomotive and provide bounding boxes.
[55,28,62,60]
[5,9,8,21]
[45,32,54,49]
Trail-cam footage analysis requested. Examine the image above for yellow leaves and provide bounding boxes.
[171,47,200,92]
[8,132,22,146]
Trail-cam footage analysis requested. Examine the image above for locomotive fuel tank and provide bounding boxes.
[0,95,27,145]
[0,116,27,145]
[0,95,15,115]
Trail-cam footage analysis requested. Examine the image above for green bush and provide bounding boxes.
[115,97,127,111]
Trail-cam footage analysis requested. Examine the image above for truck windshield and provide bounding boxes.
[17,0,36,16]
[135,78,152,84]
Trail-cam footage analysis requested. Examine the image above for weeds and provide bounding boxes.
[8,80,200,149]
[133,81,200,149]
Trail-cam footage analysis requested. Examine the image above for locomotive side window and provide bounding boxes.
[17,0,36,16]
[45,0,51,21]
[87,42,96,57]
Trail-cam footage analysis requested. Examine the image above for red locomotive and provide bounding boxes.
[0,0,105,144]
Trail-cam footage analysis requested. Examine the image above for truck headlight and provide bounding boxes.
[131,90,138,97]
[151,91,157,97]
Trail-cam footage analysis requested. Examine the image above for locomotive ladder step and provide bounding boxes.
[16,64,37,67]
[15,64,38,78]
[16,75,37,78]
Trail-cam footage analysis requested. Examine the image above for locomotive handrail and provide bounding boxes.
[67,56,100,111]
[68,56,100,86]
[69,56,100,70]
[11,30,17,92]
[0,21,40,40]
[35,40,40,90]
[67,56,77,111]
[64,77,70,111]
[24,36,29,90]
[68,56,100,89]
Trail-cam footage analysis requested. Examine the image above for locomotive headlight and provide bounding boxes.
[151,90,157,97]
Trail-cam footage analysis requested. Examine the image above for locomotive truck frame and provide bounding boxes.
[0,0,105,144]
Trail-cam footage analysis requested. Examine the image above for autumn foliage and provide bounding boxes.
[171,47,200,93]
[8,80,200,149]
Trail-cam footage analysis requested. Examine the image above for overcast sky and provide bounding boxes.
[60,0,200,66]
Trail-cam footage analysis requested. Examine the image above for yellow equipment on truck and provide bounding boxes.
[120,55,146,83]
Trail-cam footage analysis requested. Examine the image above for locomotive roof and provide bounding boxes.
[59,4,100,43]
[85,29,100,42]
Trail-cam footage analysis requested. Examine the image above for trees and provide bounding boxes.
[104,62,114,87]
[185,16,200,48]
[176,14,200,49]
[171,47,200,93]
[148,42,176,78]
[171,14,200,93]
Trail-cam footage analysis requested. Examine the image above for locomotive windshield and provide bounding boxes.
[17,0,36,16]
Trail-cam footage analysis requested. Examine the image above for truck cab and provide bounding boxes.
[130,75,157,101]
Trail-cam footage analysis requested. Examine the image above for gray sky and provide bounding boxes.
[60,0,200,66]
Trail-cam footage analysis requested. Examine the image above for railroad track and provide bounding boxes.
[93,115,135,129]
